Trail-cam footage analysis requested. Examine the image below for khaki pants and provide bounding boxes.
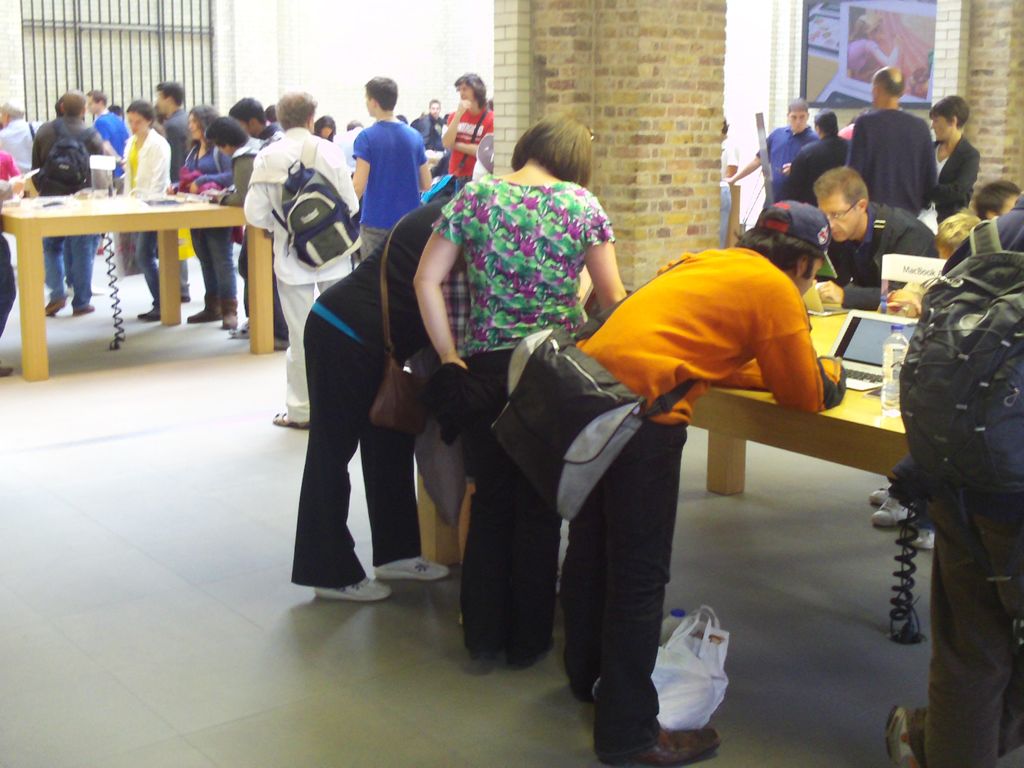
[927,497,1024,768]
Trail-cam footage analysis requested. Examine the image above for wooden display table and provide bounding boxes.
[419,314,907,563]
[690,313,906,494]
[1,197,274,381]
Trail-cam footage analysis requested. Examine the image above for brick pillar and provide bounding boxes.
[521,0,726,286]
[966,0,1024,183]
[493,0,534,174]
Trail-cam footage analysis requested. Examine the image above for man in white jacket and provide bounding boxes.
[245,92,360,429]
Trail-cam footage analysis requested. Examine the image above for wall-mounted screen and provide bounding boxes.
[803,0,937,108]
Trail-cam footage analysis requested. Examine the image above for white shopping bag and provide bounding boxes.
[653,605,729,730]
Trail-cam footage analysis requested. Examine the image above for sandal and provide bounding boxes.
[272,413,310,430]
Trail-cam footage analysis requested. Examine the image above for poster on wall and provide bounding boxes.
[802,0,937,108]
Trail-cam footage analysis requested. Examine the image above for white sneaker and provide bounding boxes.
[314,578,391,602]
[374,557,449,582]
[869,487,890,506]
[912,529,935,550]
[872,497,909,528]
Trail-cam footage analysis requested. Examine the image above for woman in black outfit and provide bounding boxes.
[927,95,980,223]
[291,202,449,602]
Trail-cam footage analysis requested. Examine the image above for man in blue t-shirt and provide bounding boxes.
[87,90,129,183]
[352,77,431,259]
[728,98,818,205]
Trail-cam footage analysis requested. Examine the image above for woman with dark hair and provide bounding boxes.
[123,99,172,321]
[415,115,626,667]
[176,105,236,327]
[926,95,980,223]
[313,115,336,142]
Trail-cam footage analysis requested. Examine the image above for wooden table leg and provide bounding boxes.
[16,232,48,381]
[706,432,747,495]
[417,474,465,566]
[247,227,274,354]
[157,229,181,325]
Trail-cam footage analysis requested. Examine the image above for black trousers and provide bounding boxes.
[291,313,421,588]
[238,237,289,341]
[561,420,688,760]
[460,350,563,663]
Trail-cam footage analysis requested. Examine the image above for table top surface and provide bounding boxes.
[1,196,244,234]
[700,313,905,435]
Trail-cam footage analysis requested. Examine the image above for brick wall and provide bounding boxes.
[966,0,1024,184]
[499,0,726,286]
[493,0,534,174]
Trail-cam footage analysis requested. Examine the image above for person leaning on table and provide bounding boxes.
[560,201,846,767]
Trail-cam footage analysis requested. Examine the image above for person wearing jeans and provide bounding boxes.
[561,202,845,765]
[122,99,172,321]
[43,235,99,315]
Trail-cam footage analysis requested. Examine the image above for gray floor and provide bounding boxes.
[1,251,1021,767]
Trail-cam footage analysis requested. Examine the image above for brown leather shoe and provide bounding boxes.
[45,297,67,316]
[72,304,95,316]
[603,727,720,766]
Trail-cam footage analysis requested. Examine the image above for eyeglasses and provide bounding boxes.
[824,202,858,222]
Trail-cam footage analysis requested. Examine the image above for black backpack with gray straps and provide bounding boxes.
[900,248,1024,492]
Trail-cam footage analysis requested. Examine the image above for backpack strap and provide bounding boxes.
[455,110,489,174]
[970,218,1002,256]
[300,136,318,169]
[645,380,697,417]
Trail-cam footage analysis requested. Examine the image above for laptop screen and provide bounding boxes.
[834,315,918,367]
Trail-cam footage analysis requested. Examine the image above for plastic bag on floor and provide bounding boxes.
[653,605,729,730]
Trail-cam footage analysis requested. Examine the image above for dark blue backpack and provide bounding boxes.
[900,249,1024,492]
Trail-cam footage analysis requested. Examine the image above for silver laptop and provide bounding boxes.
[828,310,918,391]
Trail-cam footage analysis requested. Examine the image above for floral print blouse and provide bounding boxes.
[435,175,615,356]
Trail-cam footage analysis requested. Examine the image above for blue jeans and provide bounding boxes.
[44,235,98,309]
[190,227,236,300]
[135,230,160,307]
[0,235,14,338]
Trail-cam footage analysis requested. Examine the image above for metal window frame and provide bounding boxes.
[20,0,215,123]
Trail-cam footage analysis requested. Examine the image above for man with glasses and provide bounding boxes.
[813,167,935,310]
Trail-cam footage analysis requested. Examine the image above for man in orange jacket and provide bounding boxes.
[562,201,846,766]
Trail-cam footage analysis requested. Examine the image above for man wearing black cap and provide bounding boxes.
[561,201,847,767]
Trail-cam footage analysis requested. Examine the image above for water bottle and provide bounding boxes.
[660,608,687,644]
[882,325,909,418]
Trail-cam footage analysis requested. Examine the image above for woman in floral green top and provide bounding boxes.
[416,116,625,666]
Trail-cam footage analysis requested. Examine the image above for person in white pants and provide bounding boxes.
[244,92,360,429]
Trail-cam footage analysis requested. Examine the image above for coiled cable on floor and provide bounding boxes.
[102,232,125,350]
[889,499,925,645]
